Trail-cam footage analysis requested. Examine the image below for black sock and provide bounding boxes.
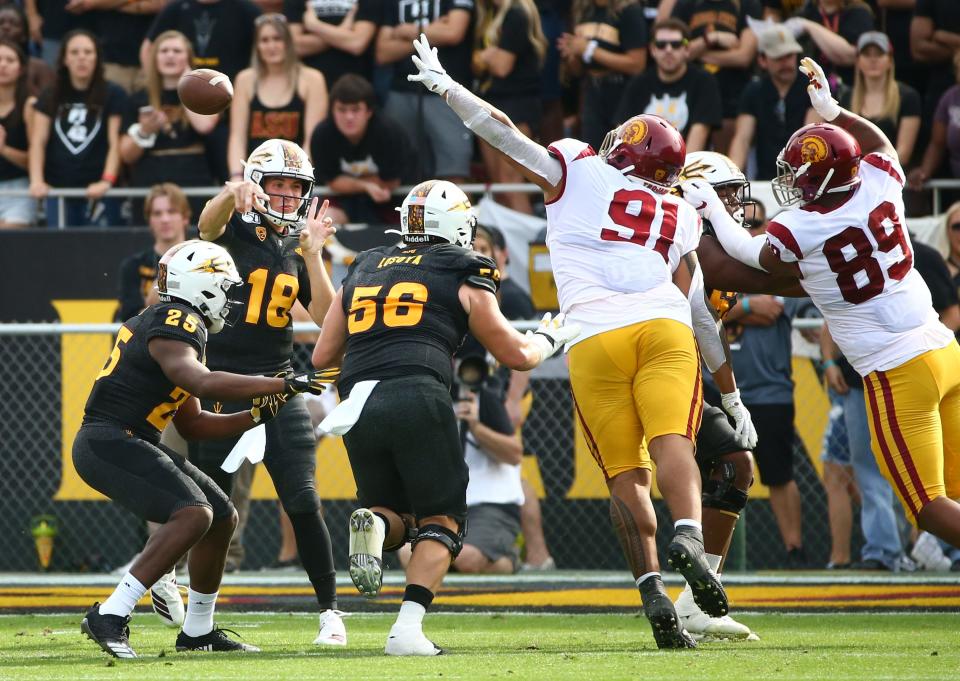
[403,583,435,611]
[288,511,337,610]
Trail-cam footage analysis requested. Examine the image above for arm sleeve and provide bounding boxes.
[687,259,727,373]
[708,200,769,269]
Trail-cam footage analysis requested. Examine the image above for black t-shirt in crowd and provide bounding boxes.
[912,238,960,315]
[738,74,810,179]
[338,242,499,395]
[672,0,762,116]
[915,0,960,113]
[499,277,535,321]
[481,6,541,99]
[0,107,28,182]
[574,1,647,77]
[97,11,155,67]
[284,0,382,86]
[311,110,405,184]
[118,247,162,322]
[36,82,127,187]
[207,212,312,374]
[83,301,208,444]
[798,0,874,86]
[616,65,722,139]
[36,0,96,39]
[385,0,475,93]
[838,81,921,150]
[147,0,262,80]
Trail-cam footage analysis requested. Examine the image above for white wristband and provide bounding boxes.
[582,40,599,64]
[818,99,842,122]
[128,123,157,149]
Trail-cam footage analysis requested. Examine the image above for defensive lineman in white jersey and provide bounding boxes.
[684,57,960,550]
[407,34,761,649]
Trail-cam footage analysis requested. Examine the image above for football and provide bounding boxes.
[177,68,233,115]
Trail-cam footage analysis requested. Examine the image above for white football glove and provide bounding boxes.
[721,389,758,450]
[680,179,726,222]
[407,33,455,96]
[799,57,840,121]
[527,313,581,365]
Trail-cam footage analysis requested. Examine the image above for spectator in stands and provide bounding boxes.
[671,0,761,153]
[120,31,218,222]
[376,0,475,181]
[227,14,327,179]
[616,18,722,154]
[786,0,875,87]
[819,374,855,569]
[910,0,960,129]
[729,25,814,179]
[559,0,647,151]
[944,202,960,296]
[286,0,382,87]
[29,30,125,228]
[474,0,547,214]
[535,0,566,145]
[838,32,920,165]
[912,230,960,334]
[0,39,34,228]
[761,0,804,20]
[0,3,54,98]
[117,183,190,321]
[310,74,405,225]
[24,0,95,66]
[908,53,960,193]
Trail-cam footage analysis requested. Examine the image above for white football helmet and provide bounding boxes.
[243,139,315,234]
[157,240,243,334]
[679,151,750,221]
[390,180,477,248]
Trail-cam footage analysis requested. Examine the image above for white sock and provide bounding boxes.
[674,519,702,532]
[706,553,722,573]
[635,571,661,587]
[99,572,147,618]
[182,588,218,637]
[395,601,426,628]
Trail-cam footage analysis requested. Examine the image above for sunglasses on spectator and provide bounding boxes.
[653,39,687,50]
[255,12,287,25]
[951,222,960,232]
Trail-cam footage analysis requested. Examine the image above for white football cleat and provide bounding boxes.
[150,569,185,628]
[384,623,442,656]
[313,609,347,646]
[910,531,952,571]
[675,583,755,641]
[349,508,385,597]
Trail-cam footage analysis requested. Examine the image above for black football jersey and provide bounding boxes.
[339,243,500,395]
[206,212,312,373]
[83,302,208,443]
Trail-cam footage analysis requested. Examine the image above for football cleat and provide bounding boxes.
[81,602,137,659]
[384,623,443,656]
[675,584,754,641]
[151,570,185,628]
[175,627,260,653]
[348,508,385,598]
[667,527,728,618]
[314,609,347,646]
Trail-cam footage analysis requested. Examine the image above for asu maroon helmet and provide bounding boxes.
[599,114,686,192]
[772,123,861,207]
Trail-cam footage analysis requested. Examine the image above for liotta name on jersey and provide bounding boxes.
[377,255,424,268]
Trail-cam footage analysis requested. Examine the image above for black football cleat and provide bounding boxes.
[667,526,729,618]
[639,577,697,649]
[81,602,138,659]
[175,627,261,653]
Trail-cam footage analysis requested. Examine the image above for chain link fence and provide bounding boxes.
[1,321,877,574]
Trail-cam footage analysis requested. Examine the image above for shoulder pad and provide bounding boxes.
[145,302,207,354]
[461,251,501,294]
[547,138,595,165]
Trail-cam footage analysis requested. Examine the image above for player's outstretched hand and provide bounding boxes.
[250,392,289,424]
[284,367,341,396]
[407,33,454,95]
[799,57,840,122]
[680,179,725,222]
[226,178,269,215]
[528,312,581,364]
[721,389,758,450]
[300,197,336,255]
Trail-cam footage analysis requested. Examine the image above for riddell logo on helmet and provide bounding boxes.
[621,119,647,145]
[799,135,828,164]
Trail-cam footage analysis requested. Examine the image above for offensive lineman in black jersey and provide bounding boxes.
[194,139,346,644]
[75,240,333,658]
[310,180,581,655]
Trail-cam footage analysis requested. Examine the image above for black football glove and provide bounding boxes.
[283,367,340,396]
[250,392,289,424]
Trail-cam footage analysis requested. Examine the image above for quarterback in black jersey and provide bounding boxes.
[195,139,346,645]
[75,240,332,659]
[311,180,580,656]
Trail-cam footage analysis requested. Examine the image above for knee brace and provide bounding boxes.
[411,523,463,560]
[382,519,419,552]
[702,455,753,514]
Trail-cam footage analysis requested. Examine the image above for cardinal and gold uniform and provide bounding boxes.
[545,138,704,479]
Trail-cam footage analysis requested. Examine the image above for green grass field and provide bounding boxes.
[2,612,954,681]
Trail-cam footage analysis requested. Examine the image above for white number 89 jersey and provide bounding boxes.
[764,152,954,376]
[544,138,702,346]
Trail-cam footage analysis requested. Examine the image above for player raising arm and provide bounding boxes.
[684,57,960,549]
[408,34,758,649]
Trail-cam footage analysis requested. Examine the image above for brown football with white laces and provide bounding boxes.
[177,69,233,115]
